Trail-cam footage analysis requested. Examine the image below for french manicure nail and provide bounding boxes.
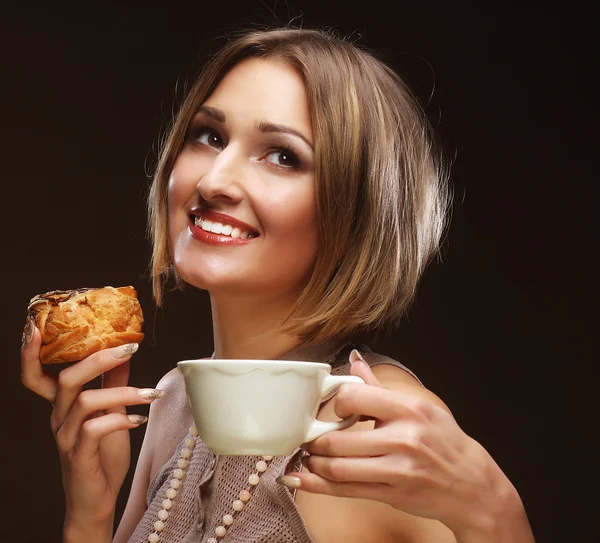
[112,343,139,358]
[139,388,165,400]
[276,475,302,489]
[128,414,148,425]
[350,349,366,364]
[21,317,35,349]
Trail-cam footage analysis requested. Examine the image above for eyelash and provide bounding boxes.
[188,125,302,171]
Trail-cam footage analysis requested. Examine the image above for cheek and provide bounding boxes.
[168,155,197,205]
[260,184,317,235]
[167,153,207,230]
[257,183,319,280]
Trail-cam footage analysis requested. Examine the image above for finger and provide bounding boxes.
[349,351,380,421]
[102,359,130,390]
[301,454,390,484]
[303,427,394,457]
[278,470,395,503]
[57,386,162,453]
[333,382,426,422]
[52,343,139,433]
[102,359,131,415]
[21,325,58,402]
[349,349,381,387]
[72,412,148,464]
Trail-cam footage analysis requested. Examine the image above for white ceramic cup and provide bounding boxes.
[177,358,365,455]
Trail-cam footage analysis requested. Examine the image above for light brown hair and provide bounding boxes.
[148,27,450,342]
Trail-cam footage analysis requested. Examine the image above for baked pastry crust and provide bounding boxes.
[27,286,144,364]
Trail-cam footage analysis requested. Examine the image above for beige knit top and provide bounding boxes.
[128,341,421,543]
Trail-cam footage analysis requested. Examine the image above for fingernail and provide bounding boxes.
[112,343,139,358]
[350,349,366,364]
[276,475,302,489]
[139,388,165,400]
[21,317,35,349]
[128,414,148,425]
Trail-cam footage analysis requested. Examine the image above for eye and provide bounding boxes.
[265,149,300,170]
[192,127,224,151]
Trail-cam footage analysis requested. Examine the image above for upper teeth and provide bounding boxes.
[194,216,253,239]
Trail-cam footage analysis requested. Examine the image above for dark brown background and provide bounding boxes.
[2,4,592,542]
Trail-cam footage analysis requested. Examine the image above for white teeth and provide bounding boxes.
[193,216,254,240]
[210,222,223,234]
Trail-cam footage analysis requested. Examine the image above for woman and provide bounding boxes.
[21,28,535,542]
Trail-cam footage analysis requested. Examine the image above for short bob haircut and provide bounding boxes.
[148,27,450,343]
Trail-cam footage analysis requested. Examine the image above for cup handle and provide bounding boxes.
[304,375,365,443]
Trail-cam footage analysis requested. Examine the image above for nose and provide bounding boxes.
[196,146,245,204]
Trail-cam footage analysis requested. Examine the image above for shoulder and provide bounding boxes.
[156,365,186,398]
[149,366,188,426]
[113,366,191,542]
[145,366,194,477]
[358,347,452,415]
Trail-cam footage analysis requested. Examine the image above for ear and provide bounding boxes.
[349,349,381,387]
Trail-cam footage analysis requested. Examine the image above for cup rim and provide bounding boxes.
[177,359,331,370]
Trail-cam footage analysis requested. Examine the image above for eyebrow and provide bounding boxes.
[195,106,314,150]
[257,121,314,150]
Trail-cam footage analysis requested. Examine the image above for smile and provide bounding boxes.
[193,216,257,240]
[188,209,260,246]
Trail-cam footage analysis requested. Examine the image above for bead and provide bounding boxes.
[180,448,193,459]
[249,473,260,485]
[223,514,234,526]
[215,526,227,537]
[165,488,177,499]
[239,489,251,502]
[158,509,169,521]
[232,499,244,512]
[256,460,268,472]
[262,455,273,461]
[147,426,198,542]
[207,539,217,543]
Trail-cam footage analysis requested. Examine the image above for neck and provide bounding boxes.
[209,292,304,360]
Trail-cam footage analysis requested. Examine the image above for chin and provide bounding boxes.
[174,261,253,294]
[172,242,316,299]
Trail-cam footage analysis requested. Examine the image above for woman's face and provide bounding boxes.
[167,58,317,301]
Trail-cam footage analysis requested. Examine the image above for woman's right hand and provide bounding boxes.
[20,319,163,541]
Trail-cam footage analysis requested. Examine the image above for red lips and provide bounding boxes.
[188,208,260,246]
[189,208,259,235]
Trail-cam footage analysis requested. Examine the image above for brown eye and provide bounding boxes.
[266,149,299,169]
[194,128,224,151]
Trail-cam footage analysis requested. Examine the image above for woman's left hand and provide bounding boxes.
[282,350,531,540]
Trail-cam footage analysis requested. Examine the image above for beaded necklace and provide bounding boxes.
[147,424,275,543]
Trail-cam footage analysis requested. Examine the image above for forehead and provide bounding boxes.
[203,57,313,138]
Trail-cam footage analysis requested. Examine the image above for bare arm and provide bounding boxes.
[289,352,535,543]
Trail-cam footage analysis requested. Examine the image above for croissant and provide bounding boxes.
[26,286,144,364]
